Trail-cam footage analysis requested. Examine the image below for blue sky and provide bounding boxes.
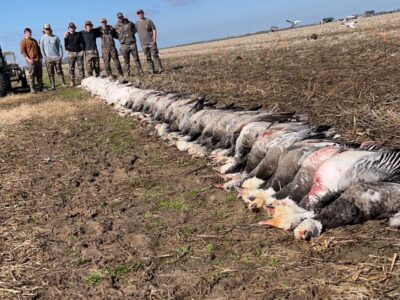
[1,0,399,63]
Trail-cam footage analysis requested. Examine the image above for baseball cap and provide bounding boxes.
[43,24,51,29]
[85,20,93,26]
[116,12,124,18]
[136,9,144,14]
[100,18,107,23]
[68,22,76,28]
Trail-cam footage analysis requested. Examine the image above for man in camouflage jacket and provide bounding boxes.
[114,12,143,76]
[99,18,123,78]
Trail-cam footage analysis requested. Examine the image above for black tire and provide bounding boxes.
[0,70,8,97]
[21,75,28,88]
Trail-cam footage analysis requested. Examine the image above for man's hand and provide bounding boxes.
[64,31,70,38]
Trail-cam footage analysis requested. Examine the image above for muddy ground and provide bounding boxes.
[1,13,400,300]
[138,14,400,148]
[0,88,399,299]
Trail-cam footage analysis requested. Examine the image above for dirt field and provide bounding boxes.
[139,12,400,148]
[1,12,400,300]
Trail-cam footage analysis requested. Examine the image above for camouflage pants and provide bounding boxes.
[68,51,85,81]
[142,43,163,73]
[84,50,100,77]
[25,60,43,80]
[25,60,43,88]
[121,43,142,76]
[102,47,123,77]
[45,58,63,77]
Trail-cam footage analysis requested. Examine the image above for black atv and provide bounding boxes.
[0,46,29,97]
[0,46,11,97]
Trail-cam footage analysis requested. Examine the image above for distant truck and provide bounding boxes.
[269,26,279,32]
[365,10,375,17]
[344,15,357,22]
[322,17,335,23]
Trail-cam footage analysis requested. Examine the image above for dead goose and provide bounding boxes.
[294,182,400,240]
[250,126,334,181]
[266,140,337,192]
[244,123,310,174]
[204,111,295,151]
[168,98,206,132]
[240,141,337,212]
[301,150,400,212]
[162,98,194,125]
[215,122,274,174]
[273,145,343,202]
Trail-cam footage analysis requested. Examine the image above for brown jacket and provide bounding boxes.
[20,38,42,61]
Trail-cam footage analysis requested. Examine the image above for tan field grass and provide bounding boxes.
[159,12,400,58]
[0,96,96,127]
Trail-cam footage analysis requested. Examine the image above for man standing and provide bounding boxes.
[20,28,45,93]
[81,20,101,77]
[40,24,65,90]
[64,22,85,86]
[115,12,143,77]
[136,9,164,74]
[99,18,123,78]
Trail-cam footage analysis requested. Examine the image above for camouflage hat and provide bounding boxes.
[136,9,144,14]
[43,24,51,29]
[100,18,107,23]
[68,22,76,28]
[85,20,93,26]
[116,12,124,18]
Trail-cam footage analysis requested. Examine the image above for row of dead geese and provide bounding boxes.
[82,77,400,240]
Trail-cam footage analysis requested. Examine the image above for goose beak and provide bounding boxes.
[235,187,244,197]
[265,205,276,217]
[295,230,311,241]
[258,217,281,228]
[248,197,265,212]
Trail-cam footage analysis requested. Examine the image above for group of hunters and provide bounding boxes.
[19,9,163,93]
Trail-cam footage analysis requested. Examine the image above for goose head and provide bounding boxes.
[259,199,314,231]
[294,219,323,241]
[240,188,274,212]
[389,212,400,228]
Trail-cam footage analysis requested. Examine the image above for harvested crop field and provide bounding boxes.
[0,13,400,300]
[140,12,400,148]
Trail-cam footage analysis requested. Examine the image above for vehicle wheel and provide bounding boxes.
[0,71,8,97]
[21,75,28,88]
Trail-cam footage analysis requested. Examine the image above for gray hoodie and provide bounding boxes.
[40,34,63,60]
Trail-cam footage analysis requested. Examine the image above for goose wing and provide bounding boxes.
[352,151,400,182]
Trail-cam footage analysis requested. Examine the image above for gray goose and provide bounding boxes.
[295,182,400,240]
[301,150,400,212]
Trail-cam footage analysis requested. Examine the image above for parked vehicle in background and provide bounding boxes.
[0,47,29,97]
[3,51,28,89]
[0,46,11,97]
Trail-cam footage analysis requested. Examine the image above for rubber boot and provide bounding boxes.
[147,61,155,74]
[29,78,36,93]
[69,79,75,87]
[156,60,164,74]
[136,63,144,75]
[49,76,56,90]
[60,74,67,88]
